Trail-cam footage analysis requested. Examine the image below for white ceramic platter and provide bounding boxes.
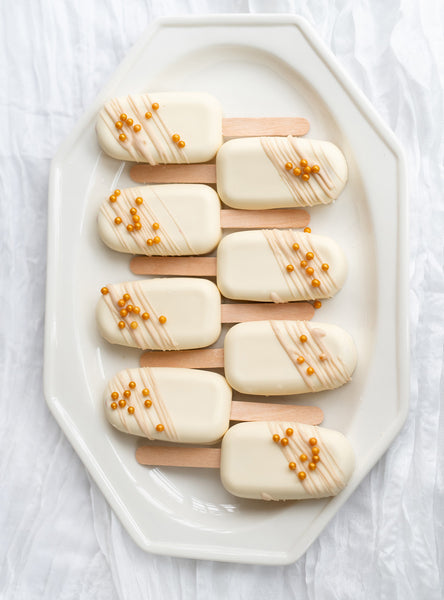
[45,15,408,565]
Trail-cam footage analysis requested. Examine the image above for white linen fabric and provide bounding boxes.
[1,1,443,598]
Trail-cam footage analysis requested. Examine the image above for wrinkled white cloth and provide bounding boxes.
[1,1,443,598]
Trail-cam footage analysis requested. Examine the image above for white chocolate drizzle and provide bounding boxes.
[100,94,190,164]
[270,321,351,391]
[263,230,337,300]
[260,136,344,206]
[268,422,348,497]
[107,368,178,442]
[101,187,196,255]
[103,282,179,350]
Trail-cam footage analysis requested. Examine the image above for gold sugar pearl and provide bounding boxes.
[285,162,293,170]
[119,133,127,141]
[286,428,294,436]
[311,164,320,173]
[304,227,311,233]
[153,236,161,244]
[177,140,186,148]
[156,423,164,432]
[127,304,134,312]
[114,217,122,225]
[280,438,289,446]
[118,321,125,329]
[293,167,302,177]
[144,399,152,408]
[297,356,305,364]
[309,462,317,471]
[322,263,330,271]
[101,287,109,295]
[289,462,297,471]
[134,223,142,231]
[115,121,123,129]
[128,406,135,414]
[123,294,131,301]
[152,103,159,110]
[133,124,141,132]
[300,159,308,167]
[309,438,317,446]
[159,315,167,324]
[272,434,280,443]
[292,243,299,251]
[300,335,307,343]
[111,392,119,400]
[152,222,160,230]
[130,207,137,215]
[130,321,138,329]
[114,190,121,196]
[300,454,308,462]
[142,388,150,396]
[145,112,152,119]
[306,252,314,260]
[303,166,312,174]
[314,300,322,309]
[117,299,126,307]
[142,312,150,320]
[132,306,140,314]
[300,260,307,268]
[127,224,134,232]
[307,367,314,376]
[146,239,153,246]
[123,390,131,398]
[298,472,307,480]
[306,267,314,276]
[132,215,140,223]
[172,134,180,143]
[129,381,136,389]
[135,197,143,205]
[311,279,321,287]
[319,353,327,361]
[312,447,320,455]
[120,114,127,121]
[109,194,117,202]
[111,402,118,410]
[120,309,128,317]
[286,264,294,272]
[302,173,310,181]
[313,455,321,463]
[126,118,133,126]
[118,399,126,408]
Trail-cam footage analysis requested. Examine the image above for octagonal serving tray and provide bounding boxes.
[44,15,408,565]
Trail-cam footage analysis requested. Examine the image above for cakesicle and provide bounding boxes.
[224,320,357,395]
[105,367,324,444]
[96,92,223,164]
[216,137,348,209]
[217,230,347,302]
[97,278,221,350]
[220,421,354,500]
[98,184,221,256]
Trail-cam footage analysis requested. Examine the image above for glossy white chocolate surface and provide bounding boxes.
[98,184,221,256]
[220,421,354,501]
[217,230,347,302]
[105,367,232,444]
[216,137,347,209]
[96,278,221,350]
[96,92,223,163]
[224,320,357,396]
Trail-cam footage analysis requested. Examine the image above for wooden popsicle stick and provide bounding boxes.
[140,348,225,369]
[220,302,315,323]
[136,445,221,468]
[221,117,309,137]
[131,256,217,276]
[229,401,323,425]
[130,163,216,184]
[219,208,309,229]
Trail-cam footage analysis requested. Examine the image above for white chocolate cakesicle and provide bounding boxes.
[224,321,357,395]
[98,184,221,256]
[97,278,221,350]
[96,92,223,164]
[217,230,347,302]
[105,367,231,444]
[216,137,347,209]
[220,421,354,500]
